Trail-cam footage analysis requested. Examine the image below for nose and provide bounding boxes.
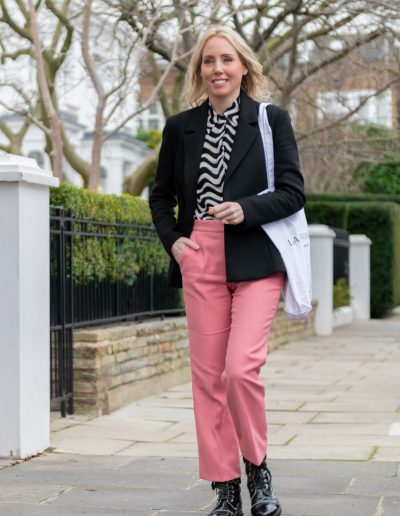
[214,60,223,73]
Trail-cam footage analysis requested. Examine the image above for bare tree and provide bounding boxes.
[1,0,400,192]
[0,0,80,180]
[80,0,182,190]
[118,0,400,193]
[0,0,177,189]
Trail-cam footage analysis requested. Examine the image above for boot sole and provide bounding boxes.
[251,507,281,516]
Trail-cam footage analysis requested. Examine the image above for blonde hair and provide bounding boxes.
[183,25,269,107]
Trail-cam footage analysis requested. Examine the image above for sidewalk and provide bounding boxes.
[1,314,399,515]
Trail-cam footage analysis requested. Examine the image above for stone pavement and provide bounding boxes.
[1,314,400,515]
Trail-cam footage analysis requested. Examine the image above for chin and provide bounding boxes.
[212,88,234,96]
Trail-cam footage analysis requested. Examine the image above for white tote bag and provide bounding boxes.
[257,103,312,320]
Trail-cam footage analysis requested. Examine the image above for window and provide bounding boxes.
[316,89,393,128]
[148,119,160,130]
[149,103,159,115]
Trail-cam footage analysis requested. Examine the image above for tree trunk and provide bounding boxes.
[82,0,105,191]
[123,144,160,196]
[28,0,64,180]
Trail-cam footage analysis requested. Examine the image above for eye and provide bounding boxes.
[224,57,233,63]
[203,58,213,64]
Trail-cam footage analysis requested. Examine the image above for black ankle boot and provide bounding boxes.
[243,456,281,516]
[208,477,243,516]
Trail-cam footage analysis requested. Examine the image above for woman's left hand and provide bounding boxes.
[208,202,244,225]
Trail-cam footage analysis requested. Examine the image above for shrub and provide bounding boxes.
[333,278,351,309]
[136,128,162,149]
[50,184,169,285]
[357,162,400,195]
[350,123,400,194]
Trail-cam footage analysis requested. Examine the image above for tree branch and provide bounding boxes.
[297,78,399,142]
[0,0,32,41]
[0,46,34,63]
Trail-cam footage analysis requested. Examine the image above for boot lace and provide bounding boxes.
[248,462,272,494]
[211,480,238,503]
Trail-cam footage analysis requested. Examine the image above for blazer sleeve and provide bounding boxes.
[236,106,305,228]
[149,116,183,256]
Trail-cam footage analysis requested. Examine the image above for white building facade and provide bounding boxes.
[0,111,154,195]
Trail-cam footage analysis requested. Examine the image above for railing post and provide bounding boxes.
[349,235,372,320]
[309,224,336,336]
[0,153,59,458]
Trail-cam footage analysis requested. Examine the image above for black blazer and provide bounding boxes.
[149,90,305,288]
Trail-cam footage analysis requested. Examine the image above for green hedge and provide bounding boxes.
[306,193,400,205]
[305,201,400,318]
[50,184,169,285]
[362,162,400,195]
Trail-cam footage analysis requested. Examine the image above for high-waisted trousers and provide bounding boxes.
[180,219,284,482]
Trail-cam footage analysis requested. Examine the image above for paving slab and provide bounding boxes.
[299,401,400,412]
[265,410,318,424]
[279,493,379,516]
[114,442,199,457]
[291,434,400,448]
[310,412,400,424]
[380,497,400,516]
[0,506,154,515]
[273,422,393,436]
[372,447,400,462]
[52,419,183,443]
[0,455,398,515]
[50,434,134,455]
[268,445,374,461]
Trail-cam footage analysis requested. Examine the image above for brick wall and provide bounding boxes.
[73,303,315,415]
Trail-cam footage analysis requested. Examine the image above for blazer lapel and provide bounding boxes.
[225,91,259,183]
[183,100,208,218]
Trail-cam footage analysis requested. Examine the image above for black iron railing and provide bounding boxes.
[331,226,350,283]
[50,206,183,416]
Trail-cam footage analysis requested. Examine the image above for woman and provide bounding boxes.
[149,25,305,516]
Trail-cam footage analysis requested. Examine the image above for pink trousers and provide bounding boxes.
[180,219,284,481]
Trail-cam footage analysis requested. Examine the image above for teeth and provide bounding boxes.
[214,80,227,85]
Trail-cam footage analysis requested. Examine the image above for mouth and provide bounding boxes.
[212,79,228,85]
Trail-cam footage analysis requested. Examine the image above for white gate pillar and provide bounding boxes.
[0,153,59,458]
[349,235,372,320]
[309,225,336,336]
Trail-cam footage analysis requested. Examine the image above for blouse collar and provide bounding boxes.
[208,96,240,124]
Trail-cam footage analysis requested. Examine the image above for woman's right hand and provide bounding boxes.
[171,237,200,264]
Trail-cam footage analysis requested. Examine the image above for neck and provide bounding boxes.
[209,90,240,114]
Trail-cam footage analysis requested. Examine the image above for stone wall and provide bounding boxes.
[269,302,315,350]
[73,303,315,415]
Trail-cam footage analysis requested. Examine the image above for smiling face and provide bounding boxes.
[200,35,248,108]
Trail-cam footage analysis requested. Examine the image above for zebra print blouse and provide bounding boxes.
[194,97,240,220]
